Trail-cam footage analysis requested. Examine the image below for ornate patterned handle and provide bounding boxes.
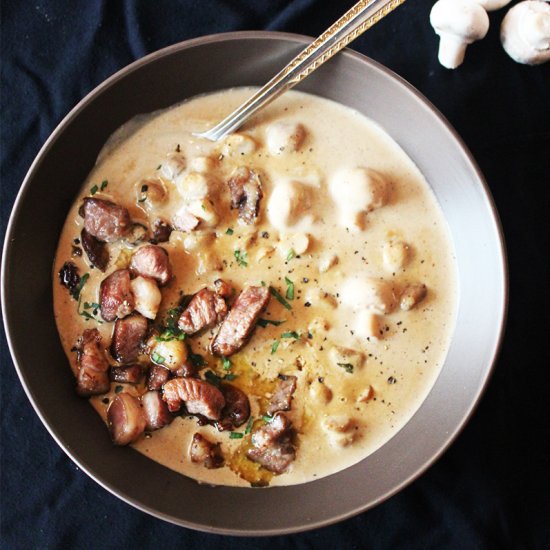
[196,0,407,141]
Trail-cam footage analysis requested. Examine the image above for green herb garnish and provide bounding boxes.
[271,340,280,354]
[157,164,162,170]
[90,185,98,195]
[234,249,248,267]
[245,416,254,435]
[225,227,234,235]
[285,277,294,300]
[257,318,286,328]
[204,370,221,387]
[151,352,166,365]
[71,272,89,301]
[229,432,244,439]
[222,357,232,371]
[262,415,273,423]
[223,373,237,381]
[190,353,207,368]
[115,385,123,394]
[286,248,296,261]
[269,286,292,310]
[337,363,354,374]
[100,180,108,191]
[281,331,300,340]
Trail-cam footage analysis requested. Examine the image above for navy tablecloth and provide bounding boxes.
[1,1,549,548]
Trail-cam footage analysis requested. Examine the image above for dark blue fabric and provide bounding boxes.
[1,1,549,548]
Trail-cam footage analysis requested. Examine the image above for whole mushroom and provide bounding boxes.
[501,0,550,65]
[430,0,490,69]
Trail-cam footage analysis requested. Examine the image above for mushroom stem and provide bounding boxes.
[438,34,469,68]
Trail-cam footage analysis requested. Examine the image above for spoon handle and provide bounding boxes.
[196,0,406,142]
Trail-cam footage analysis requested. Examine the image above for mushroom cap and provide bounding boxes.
[473,0,512,11]
[430,0,490,43]
[501,0,550,64]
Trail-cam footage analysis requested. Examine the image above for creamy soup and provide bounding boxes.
[53,88,457,487]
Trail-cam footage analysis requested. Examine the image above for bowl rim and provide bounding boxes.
[1,30,508,536]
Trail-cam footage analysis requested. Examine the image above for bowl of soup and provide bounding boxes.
[1,31,507,534]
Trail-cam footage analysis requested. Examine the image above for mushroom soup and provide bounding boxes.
[53,88,457,487]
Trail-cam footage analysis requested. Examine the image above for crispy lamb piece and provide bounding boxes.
[109,364,143,384]
[216,383,251,431]
[100,269,134,322]
[130,245,172,286]
[214,278,232,298]
[107,392,147,445]
[247,412,296,474]
[177,288,228,335]
[210,286,270,356]
[267,374,297,415]
[147,364,171,391]
[80,197,131,242]
[227,166,263,224]
[76,328,110,396]
[110,313,148,364]
[80,228,109,271]
[151,218,172,243]
[162,378,225,419]
[190,433,224,469]
[141,391,173,431]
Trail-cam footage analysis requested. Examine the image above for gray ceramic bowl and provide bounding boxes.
[2,32,507,535]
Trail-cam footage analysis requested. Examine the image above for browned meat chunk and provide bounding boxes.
[130,245,172,286]
[211,286,270,356]
[216,383,250,431]
[147,364,171,391]
[162,378,225,419]
[100,269,134,322]
[141,391,173,431]
[152,218,172,243]
[107,392,147,445]
[109,364,143,384]
[267,374,297,415]
[80,198,131,242]
[76,328,110,396]
[227,166,263,224]
[400,283,428,311]
[58,261,80,295]
[177,288,228,335]
[190,433,224,469]
[110,314,148,363]
[81,228,109,271]
[214,278,233,298]
[247,412,296,474]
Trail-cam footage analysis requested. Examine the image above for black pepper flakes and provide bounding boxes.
[387,376,397,384]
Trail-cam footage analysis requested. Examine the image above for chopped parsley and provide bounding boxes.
[234,249,248,267]
[71,272,89,301]
[223,373,237,381]
[157,164,162,170]
[285,277,295,300]
[262,415,273,423]
[204,370,221,387]
[286,248,296,261]
[222,357,232,371]
[229,432,244,439]
[271,340,280,354]
[151,352,166,365]
[269,286,292,310]
[244,416,254,435]
[225,227,234,235]
[115,385,123,394]
[281,331,300,340]
[337,362,354,374]
[90,184,98,195]
[155,307,185,342]
[257,318,286,328]
[100,180,108,191]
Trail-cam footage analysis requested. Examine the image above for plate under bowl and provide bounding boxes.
[1,31,507,535]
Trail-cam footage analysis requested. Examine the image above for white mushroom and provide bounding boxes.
[382,240,410,272]
[321,415,358,447]
[188,156,217,173]
[130,276,162,320]
[221,133,257,157]
[341,277,397,314]
[430,0,490,69]
[329,168,389,231]
[265,121,306,155]
[354,311,383,341]
[266,180,314,230]
[176,172,211,202]
[277,232,311,257]
[160,152,186,181]
[472,0,512,11]
[501,1,550,65]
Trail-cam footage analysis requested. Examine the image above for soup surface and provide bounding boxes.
[53,88,457,487]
